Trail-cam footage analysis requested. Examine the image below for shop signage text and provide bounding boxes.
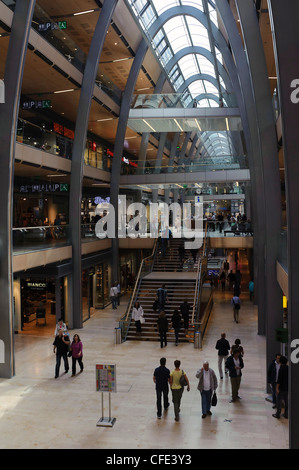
[53,122,75,140]
[18,183,69,193]
[26,282,48,290]
[22,100,51,110]
[38,21,67,32]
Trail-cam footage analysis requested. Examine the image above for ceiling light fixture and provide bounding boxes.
[112,58,130,63]
[143,119,156,132]
[73,9,95,16]
[174,119,183,132]
[195,119,202,131]
[54,88,75,94]
[46,174,67,177]
[96,117,114,122]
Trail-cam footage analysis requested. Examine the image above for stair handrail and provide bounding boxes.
[120,237,158,325]
[191,221,208,325]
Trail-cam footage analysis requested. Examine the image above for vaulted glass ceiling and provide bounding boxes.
[127,0,245,167]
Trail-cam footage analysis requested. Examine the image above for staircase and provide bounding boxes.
[125,276,196,343]
[120,224,208,344]
[153,237,203,272]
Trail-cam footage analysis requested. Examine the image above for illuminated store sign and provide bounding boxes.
[38,21,67,32]
[53,122,75,140]
[25,281,48,290]
[22,100,51,110]
[105,149,138,167]
[18,183,69,193]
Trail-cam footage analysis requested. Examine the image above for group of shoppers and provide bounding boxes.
[153,335,245,421]
[131,282,193,346]
[52,318,84,378]
[153,358,190,421]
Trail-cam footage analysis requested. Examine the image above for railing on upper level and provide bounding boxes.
[131,91,239,110]
[134,158,248,175]
[12,222,109,253]
[191,221,208,327]
[206,219,253,238]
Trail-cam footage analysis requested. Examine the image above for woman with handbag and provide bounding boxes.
[196,361,218,418]
[132,302,144,335]
[71,334,84,377]
[169,360,190,422]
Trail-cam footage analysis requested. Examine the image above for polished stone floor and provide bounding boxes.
[0,254,289,450]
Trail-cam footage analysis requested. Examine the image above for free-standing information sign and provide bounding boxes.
[96,364,116,427]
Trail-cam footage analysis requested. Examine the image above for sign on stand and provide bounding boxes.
[96,364,116,427]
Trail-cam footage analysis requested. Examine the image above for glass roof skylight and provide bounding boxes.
[127,0,239,163]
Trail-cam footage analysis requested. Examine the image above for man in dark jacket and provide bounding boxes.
[180,299,192,330]
[215,333,230,379]
[225,348,244,402]
[157,311,168,348]
[267,353,281,408]
[153,357,170,419]
[53,329,70,378]
[157,284,168,313]
[272,355,288,419]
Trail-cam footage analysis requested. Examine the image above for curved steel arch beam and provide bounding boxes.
[165,45,232,93]
[69,0,118,329]
[148,5,233,82]
[177,72,225,95]
[234,0,282,415]
[110,39,149,280]
[215,0,281,344]
[0,0,36,378]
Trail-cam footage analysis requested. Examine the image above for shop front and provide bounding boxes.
[82,263,111,321]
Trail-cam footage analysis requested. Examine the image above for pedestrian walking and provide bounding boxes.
[116,281,121,306]
[157,311,168,348]
[132,301,144,335]
[156,284,168,312]
[180,298,192,330]
[215,333,230,379]
[196,361,218,418]
[170,360,190,422]
[249,279,254,301]
[272,355,288,419]
[230,338,244,357]
[171,309,182,346]
[220,271,226,291]
[110,283,118,309]
[227,270,235,290]
[53,329,70,378]
[178,243,185,265]
[225,348,244,402]
[153,357,170,419]
[71,334,84,376]
[231,294,241,323]
[268,353,281,409]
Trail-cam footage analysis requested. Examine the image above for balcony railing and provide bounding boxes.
[131,92,238,110]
